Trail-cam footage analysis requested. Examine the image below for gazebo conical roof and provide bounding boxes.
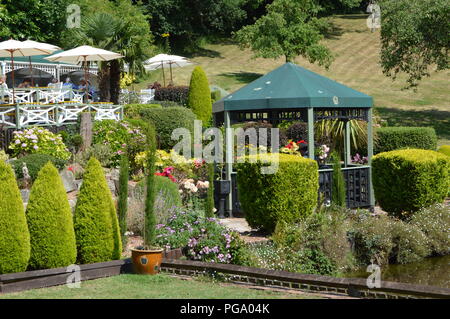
[213,62,373,113]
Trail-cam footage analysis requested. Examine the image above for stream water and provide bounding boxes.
[343,255,450,288]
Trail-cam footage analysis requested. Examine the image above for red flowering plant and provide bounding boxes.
[280,139,307,156]
[155,166,177,183]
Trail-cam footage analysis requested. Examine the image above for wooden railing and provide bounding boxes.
[0,102,123,129]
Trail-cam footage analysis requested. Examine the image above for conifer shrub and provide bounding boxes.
[187,66,212,124]
[118,154,129,249]
[372,149,450,218]
[144,124,157,247]
[331,152,346,207]
[25,162,77,269]
[204,163,215,218]
[0,160,30,274]
[74,157,117,264]
[236,154,318,232]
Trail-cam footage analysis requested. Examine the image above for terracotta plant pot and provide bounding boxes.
[131,248,163,275]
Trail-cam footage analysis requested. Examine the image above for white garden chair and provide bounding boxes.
[139,89,155,104]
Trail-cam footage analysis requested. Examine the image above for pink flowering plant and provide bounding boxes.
[9,127,71,160]
[155,210,245,264]
[93,120,146,168]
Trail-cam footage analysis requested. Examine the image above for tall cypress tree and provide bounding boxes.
[118,154,129,249]
[187,66,212,124]
[331,152,346,207]
[204,163,215,218]
[144,124,158,248]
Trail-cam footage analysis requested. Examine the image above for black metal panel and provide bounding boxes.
[318,167,371,208]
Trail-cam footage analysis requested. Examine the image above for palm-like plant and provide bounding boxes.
[64,8,153,103]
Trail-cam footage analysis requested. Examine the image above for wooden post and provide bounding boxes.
[79,112,92,153]
[307,107,315,160]
[367,108,375,208]
[225,111,233,217]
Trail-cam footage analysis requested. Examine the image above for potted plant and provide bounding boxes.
[131,126,163,275]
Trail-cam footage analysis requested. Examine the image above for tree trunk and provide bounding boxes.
[109,60,121,105]
[98,62,110,102]
[79,112,93,154]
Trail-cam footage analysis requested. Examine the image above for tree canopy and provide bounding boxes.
[233,0,334,66]
[379,0,450,88]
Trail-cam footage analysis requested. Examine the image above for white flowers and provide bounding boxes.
[182,179,198,193]
[318,144,330,160]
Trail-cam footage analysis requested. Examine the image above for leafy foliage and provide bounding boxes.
[155,86,189,106]
[204,163,215,218]
[372,149,450,218]
[437,145,450,157]
[0,161,30,274]
[139,107,197,150]
[11,154,67,182]
[379,0,450,88]
[25,163,77,269]
[187,67,212,124]
[124,104,162,119]
[374,127,437,154]
[233,0,333,65]
[73,157,118,264]
[236,154,319,232]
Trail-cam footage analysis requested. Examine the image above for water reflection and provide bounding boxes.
[344,255,450,288]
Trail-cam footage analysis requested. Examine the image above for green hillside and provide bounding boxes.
[140,14,450,144]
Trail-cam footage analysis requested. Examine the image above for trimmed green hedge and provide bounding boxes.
[437,145,450,157]
[0,161,30,274]
[374,127,437,154]
[12,154,67,182]
[124,103,162,119]
[236,154,318,232]
[187,66,212,124]
[74,157,121,264]
[26,162,77,269]
[372,149,450,218]
[139,107,196,150]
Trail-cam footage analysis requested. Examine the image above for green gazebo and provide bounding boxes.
[213,62,374,217]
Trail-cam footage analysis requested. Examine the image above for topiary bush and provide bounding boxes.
[372,149,450,218]
[11,153,67,182]
[118,154,129,249]
[74,157,120,264]
[236,154,318,232]
[437,145,450,157]
[331,152,346,207]
[374,127,437,154]
[139,107,196,150]
[25,162,77,269]
[124,103,162,119]
[187,66,212,124]
[0,161,30,274]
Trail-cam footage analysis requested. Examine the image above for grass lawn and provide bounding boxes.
[0,274,314,299]
[137,14,449,145]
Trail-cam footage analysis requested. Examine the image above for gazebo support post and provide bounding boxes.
[344,120,351,167]
[307,107,315,160]
[367,108,375,209]
[224,111,234,218]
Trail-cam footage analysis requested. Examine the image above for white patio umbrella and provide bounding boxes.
[45,45,123,101]
[22,40,60,87]
[0,39,60,103]
[144,54,192,86]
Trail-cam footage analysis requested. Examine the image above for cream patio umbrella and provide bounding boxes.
[143,54,192,86]
[22,40,60,87]
[0,39,60,103]
[45,45,123,101]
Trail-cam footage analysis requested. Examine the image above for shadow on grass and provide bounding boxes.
[335,14,369,20]
[376,107,450,140]
[217,72,263,85]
